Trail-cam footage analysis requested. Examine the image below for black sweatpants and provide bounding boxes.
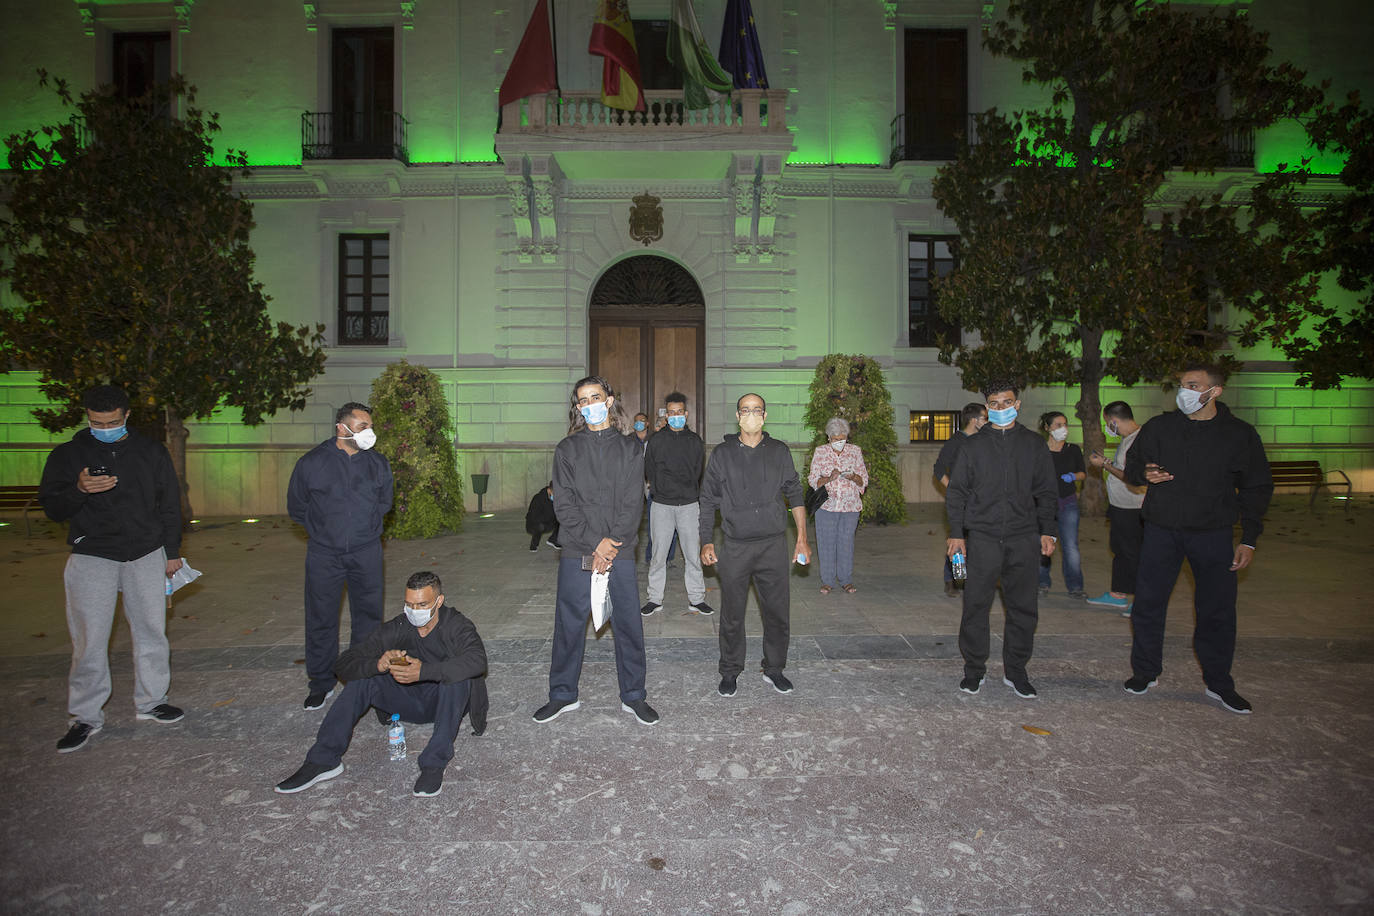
[304,541,385,693]
[958,531,1040,681]
[305,675,486,770]
[717,534,791,678]
[1108,505,1144,595]
[1129,523,1238,692]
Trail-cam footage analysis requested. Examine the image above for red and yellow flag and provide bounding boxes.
[589,0,645,112]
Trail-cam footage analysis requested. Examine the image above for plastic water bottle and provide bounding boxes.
[388,714,407,761]
[796,552,809,566]
[951,552,967,581]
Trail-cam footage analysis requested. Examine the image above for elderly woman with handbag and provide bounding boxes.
[807,417,869,595]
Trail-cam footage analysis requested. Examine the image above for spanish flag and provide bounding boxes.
[589,0,645,112]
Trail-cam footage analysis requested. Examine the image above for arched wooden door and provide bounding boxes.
[588,256,706,433]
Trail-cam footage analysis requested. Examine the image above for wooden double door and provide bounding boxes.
[590,307,705,434]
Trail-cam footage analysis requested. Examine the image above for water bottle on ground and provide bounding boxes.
[388,714,407,761]
[951,552,967,581]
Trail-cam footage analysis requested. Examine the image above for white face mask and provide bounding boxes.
[1175,386,1215,415]
[403,601,437,627]
[340,424,377,450]
[1106,421,1118,437]
[1049,426,1068,442]
[830,439,846,452]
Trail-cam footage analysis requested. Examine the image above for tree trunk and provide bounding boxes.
[164,405,194,525]
[1075,327,1108,518]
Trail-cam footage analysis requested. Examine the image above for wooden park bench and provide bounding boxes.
[0,485,42,536]
[1268,460,1353,512]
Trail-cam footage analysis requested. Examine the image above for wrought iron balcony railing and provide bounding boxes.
[301,111,409,163]
[498,88,786,135]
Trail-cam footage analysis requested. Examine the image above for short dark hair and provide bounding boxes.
[980,379,1019,400]
[1038,410,1066,432]
[1180,362,1227,388]
[960,402,986,426]
[665,391,688,408]
[83,385,130,414]
[736,392,766,411]
[336,402,371,425]
[1103,401,1134,421]
[405,570,443,594]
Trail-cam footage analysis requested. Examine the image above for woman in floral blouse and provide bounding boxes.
[807,417,869,594]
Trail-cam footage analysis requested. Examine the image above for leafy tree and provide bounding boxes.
[930,0,1339,514]
[1292,91,1374,388]
[0,73,326,519]
[802,354,906,525]
[369,360,464,539]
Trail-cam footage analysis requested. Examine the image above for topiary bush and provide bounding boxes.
[802,354,907,525]
[370,360,464,539]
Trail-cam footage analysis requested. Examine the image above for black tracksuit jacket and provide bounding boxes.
[551,425,644,556]
[946,422,1058,540]
[698,432,804,544]
[644,426,705,505]
[333,606,487,684]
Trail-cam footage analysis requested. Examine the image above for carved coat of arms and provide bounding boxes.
[629,192,663,246]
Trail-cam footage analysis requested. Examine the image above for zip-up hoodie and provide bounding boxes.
[698,432,804,543]
[39,427,182,561]
[287,439,394,552]
[333,605,487,685]
[1124,401,1273,546]
[644,425,705,505]
[552,425,644,556]
[946,422,1058,540]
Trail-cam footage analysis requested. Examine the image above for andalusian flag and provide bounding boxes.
[588,0,645,112]
[667,0,733,110]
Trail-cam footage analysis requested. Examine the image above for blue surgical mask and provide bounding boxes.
[667,416,687,430]
[633,420,646,432]
[580,402,609,425]
[90,425,126,443]
[987,406,1017,426]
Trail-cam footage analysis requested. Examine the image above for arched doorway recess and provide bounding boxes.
[588,255,706,432]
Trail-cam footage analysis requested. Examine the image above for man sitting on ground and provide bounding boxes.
[275,570,488,798]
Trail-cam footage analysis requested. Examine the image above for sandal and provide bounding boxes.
[819,585,832,595]
[841,584,858,594]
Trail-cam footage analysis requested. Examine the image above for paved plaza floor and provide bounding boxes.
[0,496,1371,914]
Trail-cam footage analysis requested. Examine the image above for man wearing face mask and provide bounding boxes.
[699,393,809,697]
[1087,402,1145,614]
[945,380,1059,700]
[1122,364,1273,714]
[642,392,710,616]
[287,402,395,711]
[275,570,488,798]
[39,385,186,753]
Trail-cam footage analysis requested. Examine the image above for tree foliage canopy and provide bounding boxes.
[802,354,906,525]
[0,73,326,438]
[370,361,464,540]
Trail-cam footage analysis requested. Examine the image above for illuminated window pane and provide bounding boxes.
[910,410,960,442]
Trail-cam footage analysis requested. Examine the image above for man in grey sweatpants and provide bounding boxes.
[641,392,712,617]
[38,385,186,753]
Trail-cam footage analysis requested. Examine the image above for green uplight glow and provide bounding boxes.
[242,518,259,523]
[479,513,495,519]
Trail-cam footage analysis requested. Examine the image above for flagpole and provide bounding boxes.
[550,0,562,124]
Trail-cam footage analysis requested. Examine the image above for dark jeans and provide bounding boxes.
[959,531,1040,681]
[717,534,791,678]
[529,521,560,550]
[1130,523,1239,692]
[304,541,385,693]
[1039,495,1083,593]
[548,553,647,703]
[1107,505,1144,594]
[305,675,484,770]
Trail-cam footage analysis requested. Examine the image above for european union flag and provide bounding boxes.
[717,0,769,89]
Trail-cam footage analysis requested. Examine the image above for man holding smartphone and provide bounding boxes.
[39,385,185,753]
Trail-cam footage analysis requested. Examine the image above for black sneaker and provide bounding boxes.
[690,601,715,616]
[718,676,738,697]
[471,722,487,737]
[621,699,661,726]
[959,675,983,695]
[532,698,580,723]
[1003,676,1038,699]
[303,688,334,710]
[763,672,794,694]
[529,544,539,552]
[640,601,661,617]
[413,767,445,797]
[1067,590,1088,600]
[274,761,344,794]
[1123,675,1158,695]
[548,539,562,550]
[135,703,184,723]
[57,722,100,753]
[1205,688,1253,715]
